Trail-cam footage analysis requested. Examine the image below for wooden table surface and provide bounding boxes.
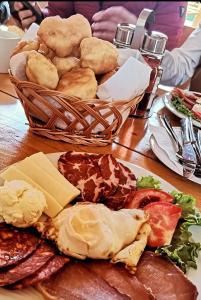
[0,74,200,210]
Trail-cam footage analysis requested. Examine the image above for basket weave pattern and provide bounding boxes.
[9,74,143,146]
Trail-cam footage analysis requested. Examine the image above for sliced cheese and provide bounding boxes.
[29,152,80,197]
[16,157,79,207]
[0,166,63,218]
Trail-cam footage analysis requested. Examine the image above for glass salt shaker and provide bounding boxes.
[131,31,168,118]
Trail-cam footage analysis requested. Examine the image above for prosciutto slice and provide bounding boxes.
[135,251,198,300]
[38,261,129,299]
[85,260,155,300]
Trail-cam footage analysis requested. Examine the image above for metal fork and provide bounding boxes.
[159,114,183,158]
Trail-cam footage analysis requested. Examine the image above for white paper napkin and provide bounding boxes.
[117,48,146,67]
[149,124,201,185]
[21,23,39,41]
[97,56,152,101]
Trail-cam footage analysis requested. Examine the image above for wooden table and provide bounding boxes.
[0,74,200,210]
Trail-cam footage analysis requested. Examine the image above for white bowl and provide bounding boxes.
[0,30,21,74]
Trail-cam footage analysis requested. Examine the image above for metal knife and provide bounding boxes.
[188,116,201,163]
[180,118,197,178]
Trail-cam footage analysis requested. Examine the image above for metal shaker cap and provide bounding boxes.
[113,23,135,48]
[141,31,168,55]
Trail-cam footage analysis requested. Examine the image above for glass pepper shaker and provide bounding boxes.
[131,30,168,118]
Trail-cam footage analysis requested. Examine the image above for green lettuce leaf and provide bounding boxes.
[171,96,201,123]
[136,175,161,189]
[156,191,201,273]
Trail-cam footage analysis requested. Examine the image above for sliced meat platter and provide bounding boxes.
[0,151,199,300]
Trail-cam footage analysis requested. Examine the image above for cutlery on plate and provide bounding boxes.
[180,118,197,179]
[159,114,183,156]
[188,116,201,163]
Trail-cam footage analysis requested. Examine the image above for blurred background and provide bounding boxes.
[180,1,201,44]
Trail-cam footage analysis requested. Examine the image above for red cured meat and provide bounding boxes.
[58,151,104,203]
[0,223,39,268]
[0,241,55,286]
[135,251,198,300]
[105,162,136,210]
[58,152,136,210]
[11,255,69,289]
[85,260,156,300]
[97,154,120,198]
[38,261,129,299]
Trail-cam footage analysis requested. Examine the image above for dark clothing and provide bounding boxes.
[0,1,10,24]
[42,1,187,50]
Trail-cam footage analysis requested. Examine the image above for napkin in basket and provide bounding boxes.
[97,56,152,101]
[148,123,201,185]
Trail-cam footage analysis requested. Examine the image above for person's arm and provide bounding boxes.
[161,23,201,86]
[148,2,187,50]
[42,1,74,19]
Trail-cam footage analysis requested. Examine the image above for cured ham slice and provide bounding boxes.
[85,260,156,300]
[0,223,39,268]
[38,261,129,299]
[135,251,198,300]
[0,241,55,286]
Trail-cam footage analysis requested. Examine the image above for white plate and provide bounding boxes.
[163,93,201,129]
[150,134,201,185]
[0,152,200,300]
[149,134,201,185]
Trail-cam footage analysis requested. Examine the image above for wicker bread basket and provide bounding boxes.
[9,73,143,146]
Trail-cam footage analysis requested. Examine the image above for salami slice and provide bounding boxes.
[11,255,69,289]
[0,241,55,286]
[143,202,182,248]
[0,223,39,268]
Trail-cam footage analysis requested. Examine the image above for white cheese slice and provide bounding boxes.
[192,104,201,114]
[28,152,80,197]
[16,157,79,208]
[0,166,63,218]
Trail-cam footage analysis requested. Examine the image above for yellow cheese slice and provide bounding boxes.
[0,166,63,218]
[16,157,79,207]
[29,152,80,197]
